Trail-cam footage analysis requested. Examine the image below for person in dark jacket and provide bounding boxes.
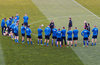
[68,17,72,30]
[87,23,90,42]
[50,20,54,35]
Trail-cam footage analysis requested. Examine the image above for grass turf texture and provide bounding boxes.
[0,0,83,65]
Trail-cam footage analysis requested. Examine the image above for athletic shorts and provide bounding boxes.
[45,35,50,40]
[24,22,28,26]
[57,38,61,41]
[83,38,88,40]
[67,38,72,41]
[92,35,97,39]
[52,36,57,39]
[27,35,31,38]
[14,33,18,36]
[22,34,25,37]
[38,36,42,39]
[12,29,14,33]
[73,37,78,40]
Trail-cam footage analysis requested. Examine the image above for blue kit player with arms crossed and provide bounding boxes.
[81,28,90,47]
[44,25,51,46]
[37,26,43,45]
[67,28,73,47]
[52,26,57,46]
[23,14,29,26]
[73,27,79,47]
[26,25,33,45]
[56,28,62,47]
[21,23,26,43]
[61,27,66,47]
[92,25,98,46]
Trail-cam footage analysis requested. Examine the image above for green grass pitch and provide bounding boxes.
[0,0,100,65]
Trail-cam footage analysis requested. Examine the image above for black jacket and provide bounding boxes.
[68,20,72,27]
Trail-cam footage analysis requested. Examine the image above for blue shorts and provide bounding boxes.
[27,35,31,38]
[22,34,25,37]
[67,38,72,41]
[83,38,88,40]
[45,35,50,40]
[73,37,78,40]
[92,35,97,39]
[38,35,42,39]
[57,38,61,41]
[24,22,28,26]
[14,33,18,36]
[52,36,57,39]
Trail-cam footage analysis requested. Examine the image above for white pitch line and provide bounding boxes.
[0,41,5,65]
[72,0,100,20]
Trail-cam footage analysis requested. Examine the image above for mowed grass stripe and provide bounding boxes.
[32,0,100,65]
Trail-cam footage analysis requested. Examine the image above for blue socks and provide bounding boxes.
[38,40,39,45]
[92,43,93,46]
[60,44,61,47]
[75,44,77,47]
[95,43,96,46]
[83,41,85,46]
[47,43,49,46]
[11,35,13,38]
[57,44,58,47]
[41,40,42,44]
[27,41,29,45]
[15,39,17,43]
[87,41,88,46]
[44,42,46,45]
[31,41,33,45]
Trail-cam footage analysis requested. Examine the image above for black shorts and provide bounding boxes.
[24,22,28,26]
[22,34,25,37]
[73,37,78,40]
[45,35,50,40]
[14,33,18,36]
[83,38,88,40]
[27,35,31,38]
[67,38,72,41]
[57,38,61,41]
[38,36,42,39]
[92,35,97,39]
[12,29,14,33]
[52,36,57,39]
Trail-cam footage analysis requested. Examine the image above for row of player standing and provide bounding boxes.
[37,18,98,47]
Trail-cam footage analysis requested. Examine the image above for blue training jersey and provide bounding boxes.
[1,19,5,27]
[15,16,20,20]
[92,27,98,36]
[81,29,90,38]
[67,30,72,38]
[52,28,57,37]
[6,20,10,27]
[57,31,61,38]
[26,28,32,35]
[21,26,26,34]
[14,25,18,33]
[23,16,29,23]
[61,29,66,37]
[38,28,43,36]
[44,27,51,35]
[10,23,16,30]
[14,18,18,23]
[73,29,79,38]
